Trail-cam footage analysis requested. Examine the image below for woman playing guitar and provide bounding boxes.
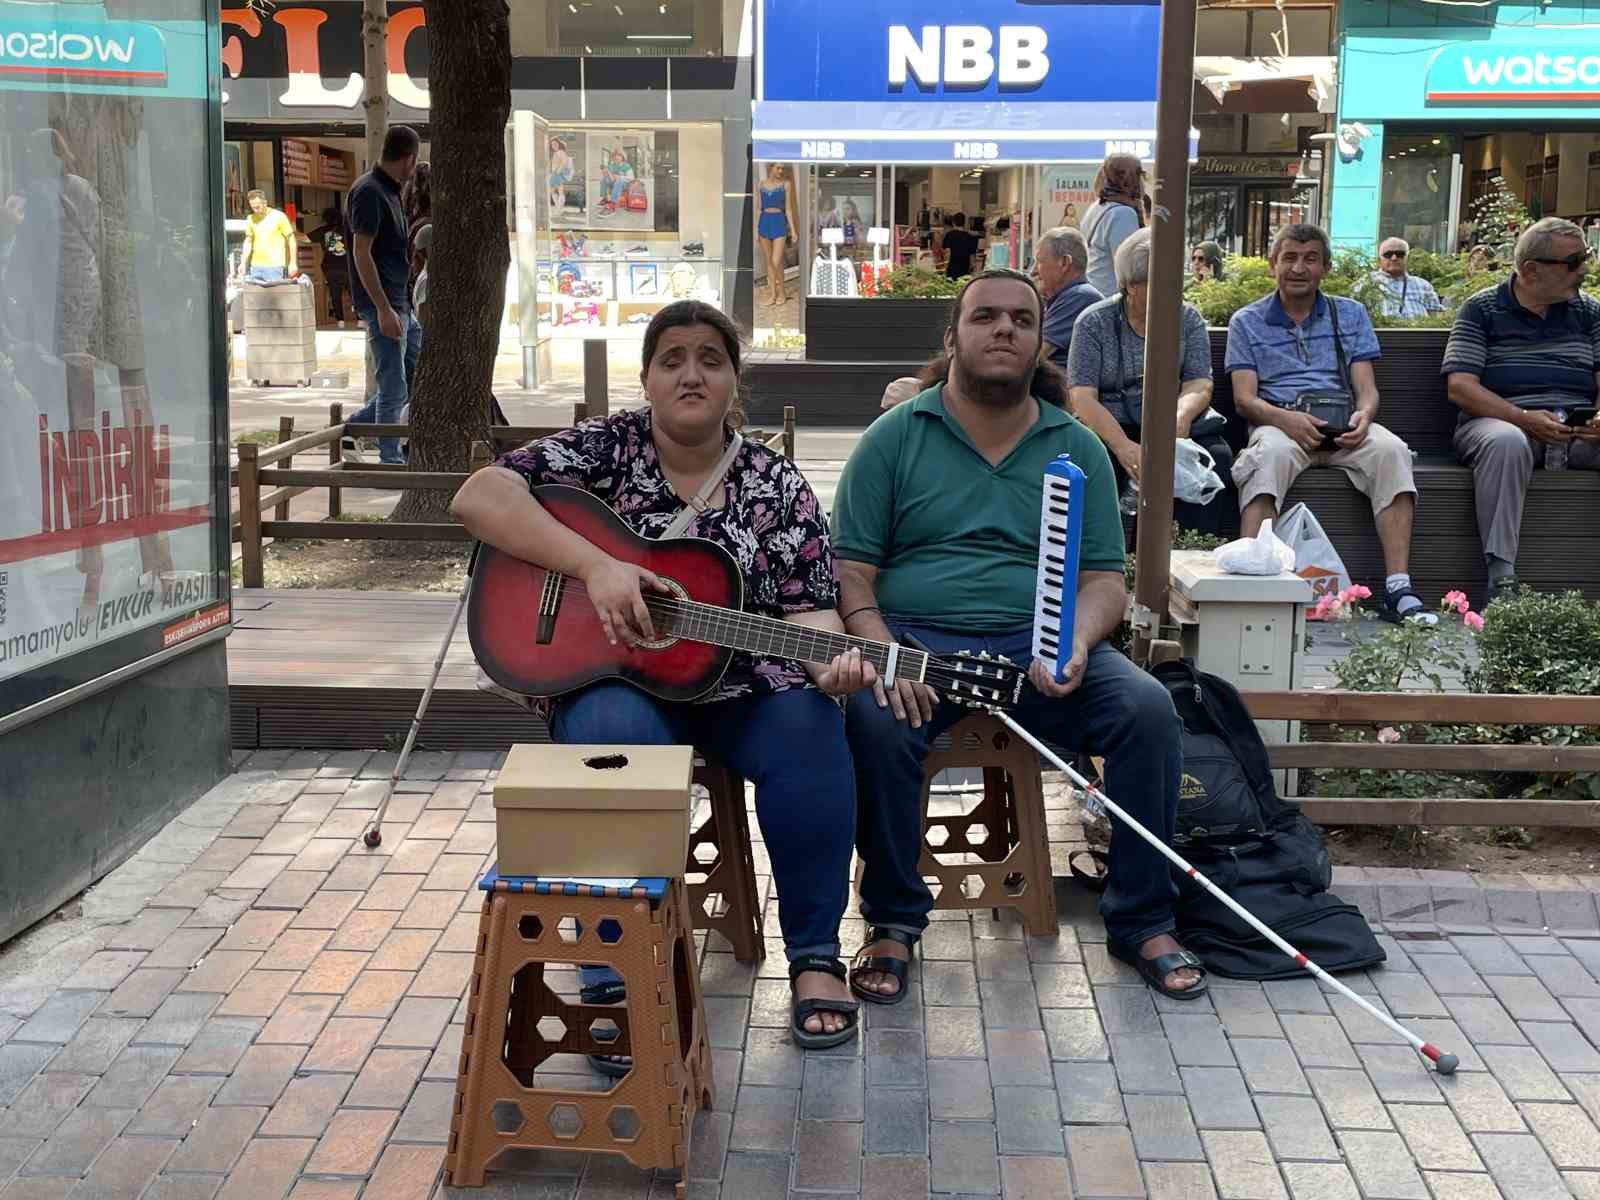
[449,301,874,1054]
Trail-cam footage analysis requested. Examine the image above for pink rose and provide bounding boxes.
[1442,590,1469,615]
[1341,585,1372,602]
[1376,727,1401,744]
[1463,610,1485,632]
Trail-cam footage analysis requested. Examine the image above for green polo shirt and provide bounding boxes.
[832,383,1124,633]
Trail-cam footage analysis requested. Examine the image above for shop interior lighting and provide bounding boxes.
[614,4,624,13]
[627,34,691,38]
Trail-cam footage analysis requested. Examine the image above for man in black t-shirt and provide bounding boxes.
[344,125,421,465]
[310,206,349,326]
[942,216,979,281]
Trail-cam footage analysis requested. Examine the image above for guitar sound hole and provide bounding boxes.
[584,754,630,770]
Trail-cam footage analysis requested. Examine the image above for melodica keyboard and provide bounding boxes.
[1032,454,1085,684]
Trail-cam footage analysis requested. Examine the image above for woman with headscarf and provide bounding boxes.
[1190,240,1225,282]
[1081,153,1146,296]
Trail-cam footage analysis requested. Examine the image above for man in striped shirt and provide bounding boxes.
[1443,217,1600,600]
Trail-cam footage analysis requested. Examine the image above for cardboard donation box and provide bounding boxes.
[493,744,694,878]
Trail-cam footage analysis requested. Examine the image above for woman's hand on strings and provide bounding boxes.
[814,646,878,698]
[582,556,668,646]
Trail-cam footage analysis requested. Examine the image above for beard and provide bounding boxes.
[950,342,1036,409]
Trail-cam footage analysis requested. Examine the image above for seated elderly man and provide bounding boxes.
[1035,225,1102,372]
[1067,227,1232,536]
[1227,223,1436,625]
[1444,216,1600,601]
[1372,238,1444,319]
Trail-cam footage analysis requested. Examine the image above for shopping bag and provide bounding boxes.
[1274,502,1352,605]
[1215,520,1296,576]
[1174,438,1224,505]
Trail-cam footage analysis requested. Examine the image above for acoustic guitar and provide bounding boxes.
[468,485,1027,708]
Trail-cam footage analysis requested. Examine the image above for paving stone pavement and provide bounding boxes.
[3,754,1600,1199]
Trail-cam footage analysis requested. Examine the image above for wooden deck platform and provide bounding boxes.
[228,588,550,750]
[227,587,1379,751]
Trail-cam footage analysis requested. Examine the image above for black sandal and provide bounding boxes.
[848,927,918,1006]
[580,979,632,1077]
[789,956,860,1050]
[1109,940,1208,1001]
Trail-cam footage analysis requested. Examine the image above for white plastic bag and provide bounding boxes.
[1174,438,1224,505]
[1274,502,1353,602]
[1215,520,1296,576]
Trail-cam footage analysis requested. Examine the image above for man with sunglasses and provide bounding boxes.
[1444,217,1600,602]
[1372,238,1444,319]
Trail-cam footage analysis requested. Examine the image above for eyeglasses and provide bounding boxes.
[1531,248,1595,271]
[1380,250,1407,259]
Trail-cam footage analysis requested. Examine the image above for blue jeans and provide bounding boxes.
[246,265,286,282]
[845,627,1182,949]
[347,305,421,464]
[551,684,856,990]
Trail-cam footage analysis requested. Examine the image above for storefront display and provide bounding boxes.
[1331,0,1600,251]
[0,0,231,942]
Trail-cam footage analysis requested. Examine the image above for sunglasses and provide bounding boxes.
[1532,248,1595,271]
[1380,250,1407,259]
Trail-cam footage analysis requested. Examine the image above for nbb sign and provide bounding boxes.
[887,25,1048,91]
[1426,42,1600,103]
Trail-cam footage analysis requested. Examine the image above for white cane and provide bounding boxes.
[992,711,1460,1075]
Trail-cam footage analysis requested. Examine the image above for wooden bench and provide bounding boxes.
[1207,328,1600,603]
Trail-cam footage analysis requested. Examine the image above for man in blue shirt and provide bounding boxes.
[1034,226,1101,372]
[1227,224,1434,624]
[1372,238,1444,320]
[1443,217,1600,599]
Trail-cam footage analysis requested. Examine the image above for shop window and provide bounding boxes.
[0,0,226,721]
[1249,8,1332,56]
[1379,132,1459,255]
[1196,10,1248,56]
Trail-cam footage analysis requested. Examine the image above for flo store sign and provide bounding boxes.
[221,2,429,111]
[1426,43,1600,104]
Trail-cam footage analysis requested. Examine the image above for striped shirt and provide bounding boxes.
[1441,276,1600,410]
[1225,291,1380,408]
[1371,271,1444,319]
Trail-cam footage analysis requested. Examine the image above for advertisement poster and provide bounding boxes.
[587,130,654,231]
[0,13,225,717]
[816,184,875,250]
[1041,165,1096,230]
[547,129,586,225]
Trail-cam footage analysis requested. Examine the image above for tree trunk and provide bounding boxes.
[361,0,388,169]
[390,0,511,524]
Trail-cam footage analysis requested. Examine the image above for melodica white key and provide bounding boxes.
[1033,453,1086,684]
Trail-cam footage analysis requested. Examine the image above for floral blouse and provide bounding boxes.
[496,407,838,708]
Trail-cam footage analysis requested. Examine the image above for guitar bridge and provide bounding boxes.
[536,572,566,644]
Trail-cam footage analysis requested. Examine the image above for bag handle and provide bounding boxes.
[1326,296,1352,393]
[660,432,743,538]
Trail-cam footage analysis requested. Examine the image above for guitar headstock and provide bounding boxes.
[924,651,1027,710]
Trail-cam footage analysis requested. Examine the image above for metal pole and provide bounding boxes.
[1132,0,1200,660]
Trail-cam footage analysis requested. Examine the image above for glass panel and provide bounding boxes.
[1188,187,1239,255]
[1,0,225,719]
[1196,9,1248,56]
[1379,133,1459,255]
[1243,185,1315,257]
[556,0,716,56]
[1249,8,1332,55]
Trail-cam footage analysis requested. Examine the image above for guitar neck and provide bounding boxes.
[649,595,928,682]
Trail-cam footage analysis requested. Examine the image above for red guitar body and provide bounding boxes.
[467,485,741,701]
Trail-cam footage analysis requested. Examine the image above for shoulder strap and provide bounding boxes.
[660,432,744,538]
[1326,296,1352,391]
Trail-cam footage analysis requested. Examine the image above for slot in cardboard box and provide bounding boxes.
[493,744,693,879]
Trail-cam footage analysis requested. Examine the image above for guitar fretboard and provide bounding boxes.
[641,593,929,681]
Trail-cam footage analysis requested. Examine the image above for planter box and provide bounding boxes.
[805,297,952,363]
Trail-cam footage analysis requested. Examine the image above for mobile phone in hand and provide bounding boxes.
[1565,406,1599,427]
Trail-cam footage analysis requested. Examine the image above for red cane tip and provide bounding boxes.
[1293,953,1308,967]
[1421,1043,1440,1060]
[1187,867,1198,877]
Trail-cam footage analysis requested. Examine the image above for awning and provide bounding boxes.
[752,100,1197,165]
[1194,56,1337,113]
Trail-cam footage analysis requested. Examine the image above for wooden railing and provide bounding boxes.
[232,403,799,589]
[1243,690,1600,827]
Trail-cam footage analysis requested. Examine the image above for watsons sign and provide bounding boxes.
[0,19,167,86]
[1426,43,1600,103]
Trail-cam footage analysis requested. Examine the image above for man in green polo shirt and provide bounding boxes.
[834,269,1204,1003]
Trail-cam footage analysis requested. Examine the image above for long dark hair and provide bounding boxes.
[640,300,746,428]
[402,161,432,224]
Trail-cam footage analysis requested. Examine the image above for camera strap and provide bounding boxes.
[1326,295,1352,393]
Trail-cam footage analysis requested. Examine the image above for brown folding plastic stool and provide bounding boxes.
[445,870,713,1197]
[920,712,1058,935]
[687,753,765,964]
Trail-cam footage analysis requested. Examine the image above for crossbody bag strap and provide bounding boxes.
[1326,296,1351,391]
[660,432,744,538]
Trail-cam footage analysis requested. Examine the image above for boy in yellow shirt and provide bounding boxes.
[240,190,299,282]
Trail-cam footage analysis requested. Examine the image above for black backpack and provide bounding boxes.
[1149,660,1386,980]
